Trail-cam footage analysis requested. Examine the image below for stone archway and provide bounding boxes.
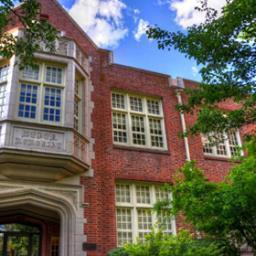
[0,187,83,256]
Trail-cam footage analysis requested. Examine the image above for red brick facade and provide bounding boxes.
[7,1,244,255]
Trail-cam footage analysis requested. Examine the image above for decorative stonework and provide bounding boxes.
[45,188,79,208]
[0,181,86,256]
[12,127,65,152]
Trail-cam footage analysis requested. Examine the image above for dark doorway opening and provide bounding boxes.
[0,223,41,256]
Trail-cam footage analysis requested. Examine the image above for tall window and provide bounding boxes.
[112,92,166,149]
[202,130,242,158]
[116,183,175,247]
[74,78,84,134]
[0,84,7,118]
[18,63,64,123]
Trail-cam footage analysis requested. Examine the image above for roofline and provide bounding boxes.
[182,77,201,84]
[50,0,99,50]
[109,63,172,78]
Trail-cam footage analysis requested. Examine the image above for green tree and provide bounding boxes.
[107,231,222,256]
[0,0,57,67]
[162,138,256,254]
[147,0,256,136]
[145,0,256,254]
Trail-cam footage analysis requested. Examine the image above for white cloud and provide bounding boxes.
[157,0,171,5]
[134,19,150,41]
[132,8,140,23]
[192,65,199,77]
[134,9,140,15]
[69,0,128,47]
[170,0,228,28]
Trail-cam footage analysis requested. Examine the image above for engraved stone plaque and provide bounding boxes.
[12,127,65,152]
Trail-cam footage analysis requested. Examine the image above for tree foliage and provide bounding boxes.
[147,0,256,135]
[0,0,57,67]
[108,231,222,256]
[152,138,256,254]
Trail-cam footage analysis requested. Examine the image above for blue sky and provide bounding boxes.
[58,0,226,81]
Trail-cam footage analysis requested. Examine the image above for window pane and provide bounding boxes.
[228,131,240,156]
[116,184,131,203]
[18,84,38,119]
[74,96,80,131]
[155,187,169,202]
[131,115,146,145]
[116,208,132,246]
[112,112,127,143]
[43,87,62,122]
[130,96,143,112]
[147,99,160,115]
[117,231,132,247]
[137,209,153,241]
[116,208,132,230]
[0,84,6,118]
[112,93,125,109]
[216,133,227,156]
[157,211,173,233]
[74,79,83,133]
[136,185,150,204]
[202,135,213,154]
[46,66,63,84]
[0,65,9,82]
[149,118,164,148]
[23,65,39,80]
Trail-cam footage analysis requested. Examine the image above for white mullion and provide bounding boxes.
[159,100,164,117]
[39,63,46,123]
[224,132,232,158]
[61,66,66,126]
[236,131,244,156]
[161,118,167,149]
[159,100,167,149]
[151,186,158,231]
[144,98,151,148]
[131,184,138,243]
[127,94,133,146]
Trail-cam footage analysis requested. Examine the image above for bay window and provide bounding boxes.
[112,92,167,149]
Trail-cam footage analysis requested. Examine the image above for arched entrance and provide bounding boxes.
[0,208,60,256]
[0,187,80,256]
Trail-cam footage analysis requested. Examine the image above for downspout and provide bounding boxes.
[176,90,191,161]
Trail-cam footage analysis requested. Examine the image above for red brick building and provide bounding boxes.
[0,0,243,255]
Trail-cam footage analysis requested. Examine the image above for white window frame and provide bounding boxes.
[73,78,84,134]
[111,92,167,150]
[0,64,10,83]
[17,62,65,125]
[0,83,7,119]
[115,183,176,247]
[202,130,243,158]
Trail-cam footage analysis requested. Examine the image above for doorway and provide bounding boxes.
[0,223,41,256]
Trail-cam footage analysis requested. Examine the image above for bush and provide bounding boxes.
[108,230,223,256]
[107,247,129,256]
